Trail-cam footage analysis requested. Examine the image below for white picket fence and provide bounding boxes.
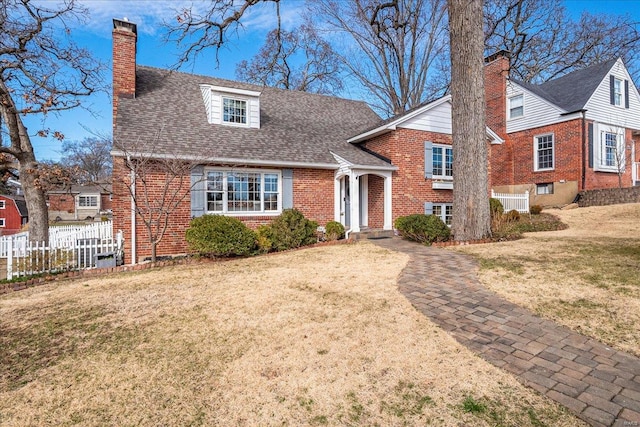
[0,221,123,279]
[491,190,530,213]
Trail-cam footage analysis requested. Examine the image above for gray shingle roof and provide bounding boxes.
[512,58,618,113]
[114,67,392,169]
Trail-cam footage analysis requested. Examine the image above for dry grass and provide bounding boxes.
[455,203,640,357]
[0,242,582,426]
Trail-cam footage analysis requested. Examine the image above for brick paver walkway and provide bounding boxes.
[372,237,640,427]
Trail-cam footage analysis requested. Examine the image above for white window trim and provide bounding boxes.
[221,96,250,127]
[204,167,282,216]
[613,77,625,108]
[594,124,625,173]
[432,203,453,227]
[536,183,554,195]
[508,94,524,120]
[432,144,453,181]
[77,195,98,208]
[0,200,5,209]
[533,133,555,172]
[0,218,5,227]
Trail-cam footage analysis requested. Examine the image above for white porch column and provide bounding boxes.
[334,173,342,223]
[350,173,360,233]
[383,173,393,230]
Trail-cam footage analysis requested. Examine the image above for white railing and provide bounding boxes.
[491,190,530,213]
[4,231,123,279]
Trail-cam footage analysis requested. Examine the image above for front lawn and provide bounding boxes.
[455,203,640,357]
[0,243,581,426]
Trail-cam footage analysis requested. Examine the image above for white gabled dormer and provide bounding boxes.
[200,85,261,129]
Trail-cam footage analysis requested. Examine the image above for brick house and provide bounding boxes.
[111,19,396,263]
[485,51,640,206]
[0,195,28,235]
[47,184,113,221]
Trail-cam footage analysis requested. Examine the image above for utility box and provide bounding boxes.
[95,251,116,268]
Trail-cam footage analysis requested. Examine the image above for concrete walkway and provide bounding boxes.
[372,237,640,427]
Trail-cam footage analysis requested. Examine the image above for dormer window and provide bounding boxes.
[223,97,247,124]
[201,84,261,128]
[509,94,524,119]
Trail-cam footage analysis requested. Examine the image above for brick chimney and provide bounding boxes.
[112,18,137,126]
[484,50,512,187]
[484,50,510,137]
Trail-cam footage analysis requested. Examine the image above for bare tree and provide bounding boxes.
[0,0,104,243]
[448,0,491,240]
[114,135,204,263]
[310,0,449,115]
[61,136,113,184]
[236,23,343,94]
[484,0,640,83]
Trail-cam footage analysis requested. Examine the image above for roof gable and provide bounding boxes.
[511,58,619,113]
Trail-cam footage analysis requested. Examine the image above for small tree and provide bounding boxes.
[60,136,113,184]
[114,134,204,263]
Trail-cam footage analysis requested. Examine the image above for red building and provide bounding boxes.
[0,195,28,235]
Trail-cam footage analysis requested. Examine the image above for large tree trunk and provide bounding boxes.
[448,0,491,240]
[19,154,50,244]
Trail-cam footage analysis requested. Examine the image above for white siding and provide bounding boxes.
[584,58,640,130]
[506,81,569,133]
[249,98,260,129]
[398,101,452,134]
[200,85,214,123]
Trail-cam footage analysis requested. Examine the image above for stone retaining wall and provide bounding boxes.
[577,186,640,207]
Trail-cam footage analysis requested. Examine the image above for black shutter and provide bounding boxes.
[625,79,630,108]
[610,75,615,105]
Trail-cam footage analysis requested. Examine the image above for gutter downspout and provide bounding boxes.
[581,110,587,190]
[127,155,137,265]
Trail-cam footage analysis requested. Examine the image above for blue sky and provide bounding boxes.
[23,0,640,162]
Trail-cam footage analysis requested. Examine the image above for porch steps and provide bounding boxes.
[349,229,396,241]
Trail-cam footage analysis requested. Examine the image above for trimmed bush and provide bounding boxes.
[489,198,504,218]
[264,209,318,251]
[530,204,543,215]
[185,215,257,257]
[256,225,273,254]
[394,214,450,245]
[324,221,345,241]
[505,209,521,222]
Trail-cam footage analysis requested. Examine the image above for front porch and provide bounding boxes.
[334,168,393,237]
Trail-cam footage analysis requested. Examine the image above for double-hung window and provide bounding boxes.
[432,145,453,179]
[222,97,247,124]
[534,134,554,171]
[613,78,623,107]
[595,125,625,172]
[0,200,5,209]
[433,204,452,226]
[206,170,280,214]
[509,94,524,119]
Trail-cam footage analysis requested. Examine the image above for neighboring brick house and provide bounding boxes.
[0,195,28,235]
[485,51,640,206]
[47,184,113,221]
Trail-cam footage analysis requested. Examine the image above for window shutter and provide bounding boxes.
[190,165,205,218]
[610,75,615,105]
[588,123,594,168]
[424,141,433,179]
[282,169,293,209]
[424,202,433,215]
[625,79,630,108]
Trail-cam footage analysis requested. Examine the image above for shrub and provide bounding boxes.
[255,225,273,254]
[530,204,543,215]
[185,215,256,257]
[324,221,345,241]
[505,209,521,222]
[489,198,504,218]
[265,209,318,251]
[394,214,450,245]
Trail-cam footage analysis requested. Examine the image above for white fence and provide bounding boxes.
[0,221,123,279]
[491,190,530,213]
